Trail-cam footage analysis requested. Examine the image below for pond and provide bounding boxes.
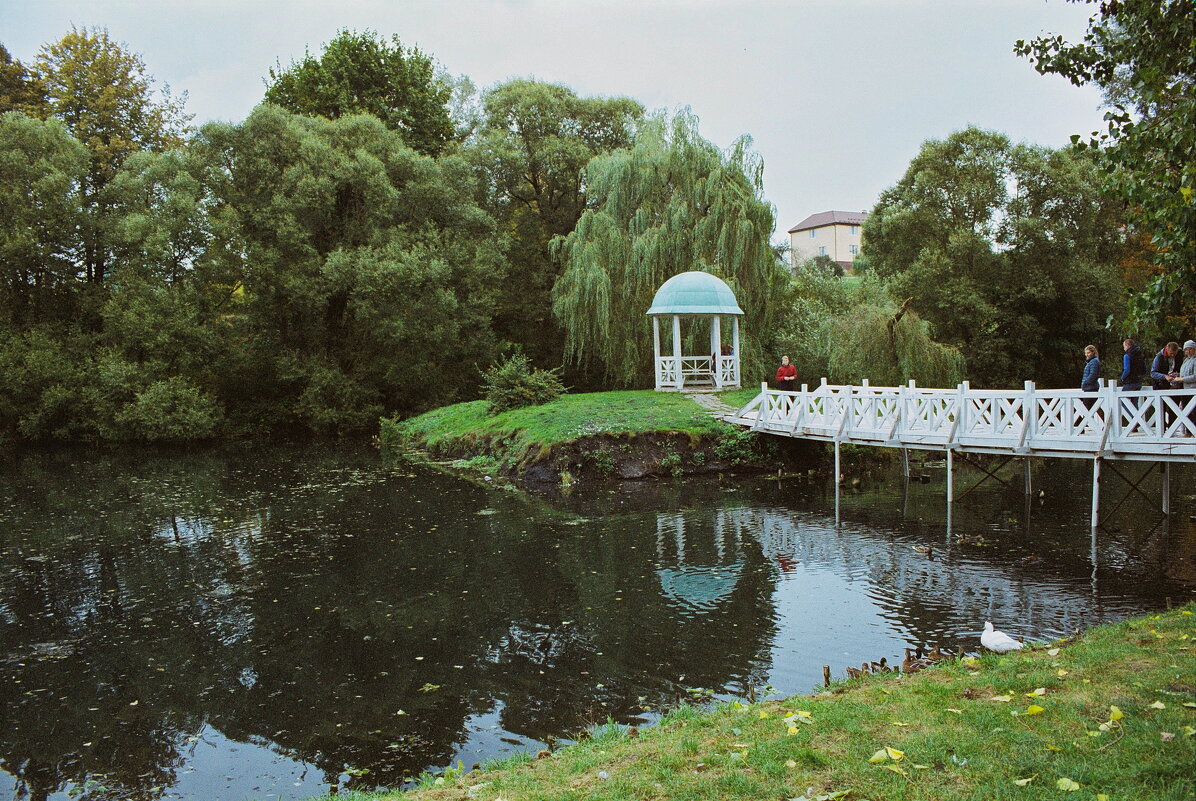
[1,443,1193,800]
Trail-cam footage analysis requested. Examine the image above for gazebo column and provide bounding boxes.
[732,317,740,386]
[672,314,683,389]
[711,315,722,388]
[652,316,662,390]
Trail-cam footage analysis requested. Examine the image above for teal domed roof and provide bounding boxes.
[646,271,744,316]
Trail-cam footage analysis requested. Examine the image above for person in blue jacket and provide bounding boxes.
[1080,345,1100,410]
[1120,338,1146,391]
[1081,345,1101,391]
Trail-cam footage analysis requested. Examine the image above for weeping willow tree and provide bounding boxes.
[551,109,787,387]
[826,302,965,387]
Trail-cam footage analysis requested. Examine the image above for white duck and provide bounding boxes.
[981,621,1023,652]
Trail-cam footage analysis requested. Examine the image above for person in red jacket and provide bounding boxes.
[776,355,797,391]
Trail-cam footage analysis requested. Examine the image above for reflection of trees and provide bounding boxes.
[4,446,1182,799]
[0,445,782,798]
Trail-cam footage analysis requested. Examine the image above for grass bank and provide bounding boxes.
[348,604,1194,800]
[380,390,791,482]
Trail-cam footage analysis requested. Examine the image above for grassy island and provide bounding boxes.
[380,389,779,482]
[343,604,1196,800]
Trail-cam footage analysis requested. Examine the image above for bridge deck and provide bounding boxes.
[726,380,1195,463]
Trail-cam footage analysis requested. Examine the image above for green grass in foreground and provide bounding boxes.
[382,390,740,463]
[356,605,1196,800]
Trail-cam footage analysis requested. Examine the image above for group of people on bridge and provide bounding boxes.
[1089,338,1196,394]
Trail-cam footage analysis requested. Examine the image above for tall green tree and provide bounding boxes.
[200,106,504,434]
[264,29,453,157]
[552,109,787,386]
[33,26,191,285]
[864,126,1124,387]
[1016,0,1196,336]
[0,113,87,327]
[472,79,643,372]
[0,44,46,114]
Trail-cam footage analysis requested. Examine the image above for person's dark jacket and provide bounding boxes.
[1150,348,1180,390]
[1081,356,1101,392]
[1121,344,1146,390]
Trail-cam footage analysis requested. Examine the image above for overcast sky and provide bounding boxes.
[3,0,1106,241]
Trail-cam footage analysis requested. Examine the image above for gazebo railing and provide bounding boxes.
[656,356,739,389]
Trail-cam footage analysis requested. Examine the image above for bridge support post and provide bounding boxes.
[1090,457,1101,531]
[946,447,954,506]
[1024,459,1032,496]
[834,440,841,526]
[901,448,910,479]
[1162,462,1171,517]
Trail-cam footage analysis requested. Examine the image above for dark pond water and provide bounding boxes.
[1,443,1193,801]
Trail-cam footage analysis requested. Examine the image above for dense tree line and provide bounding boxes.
[0,23,1165,441]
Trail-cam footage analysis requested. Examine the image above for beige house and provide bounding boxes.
[788,210,868,273]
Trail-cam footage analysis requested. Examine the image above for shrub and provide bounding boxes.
[482,353,566,414]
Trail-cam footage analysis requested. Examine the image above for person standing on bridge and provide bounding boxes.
[1177,340,1196,436]
[1081,345,1101,410]
[1120,339,1146,392]
[776,355,797,392]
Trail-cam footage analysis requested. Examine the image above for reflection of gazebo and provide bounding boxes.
[646,271,743,391]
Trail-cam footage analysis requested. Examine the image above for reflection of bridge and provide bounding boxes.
[654,506,1135,649]
[727,380,1194,528]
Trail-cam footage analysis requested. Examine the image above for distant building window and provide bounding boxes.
[818,246,827,256]
[849,244,859,256]
[809,230,816,238]
[850,225,859,235]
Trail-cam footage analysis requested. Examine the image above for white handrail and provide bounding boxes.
[728,380,1196,461]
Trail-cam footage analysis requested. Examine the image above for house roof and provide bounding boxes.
[787,210,869,234]
[646,271,744,316]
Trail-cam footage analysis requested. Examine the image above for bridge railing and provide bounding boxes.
[731,379,1196,459]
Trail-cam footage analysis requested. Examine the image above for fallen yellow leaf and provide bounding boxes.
[1183,702,1196,709]
[1182,726,1195,737]
[1056,669,1069,676]
[990,694,1013,702]
[1045,744,1063,751]
[1109,706,1124,721]
[946,708,964,714]
[758,710,770,719]
[1149,701,1166,710]
[890,721,909,727]
[795,710,813,719]
[785,759,797,768]
[869,749,889,763]
[885,746,905,761]
[1026,688,1047,697]
[1026,705,1045,716]
[787,725,799,735]
[881,764,908,776]
[1056,777,1081,791]
[1013,776,1036,786]
[1046,648,1060,656]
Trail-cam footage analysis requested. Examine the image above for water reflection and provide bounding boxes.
[0,444,1192,801]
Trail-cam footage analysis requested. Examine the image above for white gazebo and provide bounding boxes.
[647,271,743,391]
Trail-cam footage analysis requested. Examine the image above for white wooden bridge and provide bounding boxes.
[726,379,1195,529]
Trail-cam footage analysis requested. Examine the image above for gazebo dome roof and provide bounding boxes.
[646,271,744,316]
